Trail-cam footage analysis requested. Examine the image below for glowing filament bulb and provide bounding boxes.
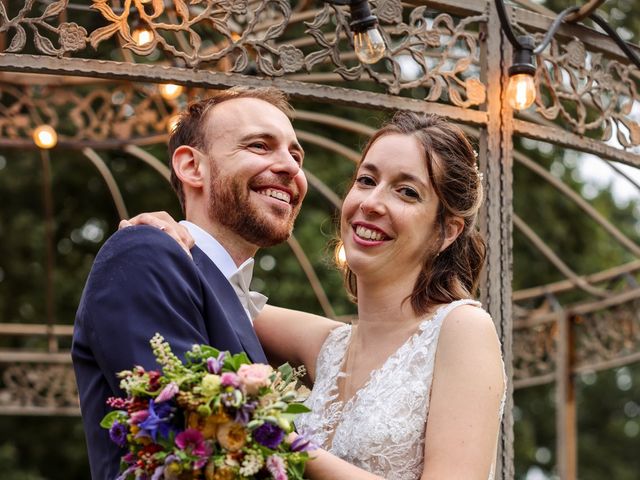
[132,26,153,47]
[506,73,536,110]
[159,84,184,100]
[33,125,58,149]
[353,27,386,64]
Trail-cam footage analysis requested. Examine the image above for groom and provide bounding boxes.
[71,87,307,479]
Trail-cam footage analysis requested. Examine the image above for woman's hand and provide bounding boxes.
[119,211,194,258]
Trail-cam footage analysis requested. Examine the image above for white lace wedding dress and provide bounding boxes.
[296,299,505,480]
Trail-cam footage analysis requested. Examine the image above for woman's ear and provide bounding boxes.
[440,216,464,253]
[172,145,205,188]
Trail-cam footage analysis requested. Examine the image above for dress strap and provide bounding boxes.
[433,298,482,322]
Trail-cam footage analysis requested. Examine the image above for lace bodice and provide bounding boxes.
[296,299,504,480]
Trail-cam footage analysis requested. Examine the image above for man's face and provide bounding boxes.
[202,98,307,247]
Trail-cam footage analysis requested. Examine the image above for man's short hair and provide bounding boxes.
[168,87,294,213]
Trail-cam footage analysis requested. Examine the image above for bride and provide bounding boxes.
[127,112,505,479]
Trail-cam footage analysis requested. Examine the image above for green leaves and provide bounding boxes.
[284,403,311,414]
[99,410,127,429]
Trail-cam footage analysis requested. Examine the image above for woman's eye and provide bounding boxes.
[356,175,375,186]
[400,187,420,199]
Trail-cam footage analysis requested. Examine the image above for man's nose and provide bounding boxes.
[271,149,301,177]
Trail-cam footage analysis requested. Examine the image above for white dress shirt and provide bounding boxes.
[180,221,267,322]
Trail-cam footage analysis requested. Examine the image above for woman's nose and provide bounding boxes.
[359,188,386,216]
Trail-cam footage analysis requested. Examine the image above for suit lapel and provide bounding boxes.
[192,247,268,363]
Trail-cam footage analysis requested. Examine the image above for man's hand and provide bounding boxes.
[119,211,194,258]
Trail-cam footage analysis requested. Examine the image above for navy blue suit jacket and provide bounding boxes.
[71,226,267,479]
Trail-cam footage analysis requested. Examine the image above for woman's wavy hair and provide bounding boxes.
[340,112,486,316]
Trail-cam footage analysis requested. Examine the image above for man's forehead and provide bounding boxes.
[206,97,293,132]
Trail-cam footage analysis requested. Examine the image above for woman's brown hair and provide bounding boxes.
[340,112,486,316]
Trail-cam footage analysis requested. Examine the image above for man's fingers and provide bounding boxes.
[177,226,195,249]
[118,219,133,229]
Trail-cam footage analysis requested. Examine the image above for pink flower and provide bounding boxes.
[237,364,273,395]
[175,428,211,458]
[156,382,178,402]
[129,409,149,425]
[266,455,288,480]
[220,372,241,388]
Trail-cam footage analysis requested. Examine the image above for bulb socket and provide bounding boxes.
[349,0,378,32]
[508,35,536,76]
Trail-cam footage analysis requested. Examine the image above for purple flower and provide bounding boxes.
[290,433,318,452]
[266,455,288,480]
[254,422,285,449]
[156,381,179,402]
[109,420,128,448]
[234,400,258,425]
[115,465,136,480]
[138,399,174,442]
[175,428,212,458]
[151,466,164,480]
[206,352,225,374]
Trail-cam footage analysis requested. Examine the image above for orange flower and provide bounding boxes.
[210,467,235,480]
[201,415,218,439]
[216,421,247,451]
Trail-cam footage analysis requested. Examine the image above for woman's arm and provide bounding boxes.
[303,448,384,480]
[420,305,505,480]
[254,305,342,382]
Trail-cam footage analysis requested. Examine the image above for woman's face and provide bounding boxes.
[340,133,442,280]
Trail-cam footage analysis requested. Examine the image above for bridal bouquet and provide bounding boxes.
[101,333,315,480]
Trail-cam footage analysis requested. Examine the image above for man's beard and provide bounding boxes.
[208,173,300,248]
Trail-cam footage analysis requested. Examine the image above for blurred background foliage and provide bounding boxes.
[0,0,639,478]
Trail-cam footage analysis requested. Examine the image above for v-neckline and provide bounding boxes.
[334,303,449,413]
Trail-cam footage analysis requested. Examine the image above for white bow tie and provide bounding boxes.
[228,258,268,322]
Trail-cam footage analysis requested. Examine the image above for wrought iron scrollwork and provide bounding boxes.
[535,36,640,147]
[0,363,79,412]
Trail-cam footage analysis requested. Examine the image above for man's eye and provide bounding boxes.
[356,175,375,186]
[400,187,420,199]
[249,142,268,151]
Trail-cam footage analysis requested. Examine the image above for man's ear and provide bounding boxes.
[440,216,464,253]
[172,145,205,188]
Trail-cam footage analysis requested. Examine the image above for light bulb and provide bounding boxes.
[132,26,153,47]
[506,73,536,110]
[336,243,347,267]
[33,125,58,149]
[159,84,184,100]
[167,114,180,134]
[353,27,386,64]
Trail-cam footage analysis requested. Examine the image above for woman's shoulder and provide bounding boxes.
[438,300,500,352]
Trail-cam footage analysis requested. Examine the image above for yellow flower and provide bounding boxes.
[201,374,222,396]
[216,421,247,451]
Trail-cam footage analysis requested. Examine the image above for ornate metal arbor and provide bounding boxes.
[0,1,638,478]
